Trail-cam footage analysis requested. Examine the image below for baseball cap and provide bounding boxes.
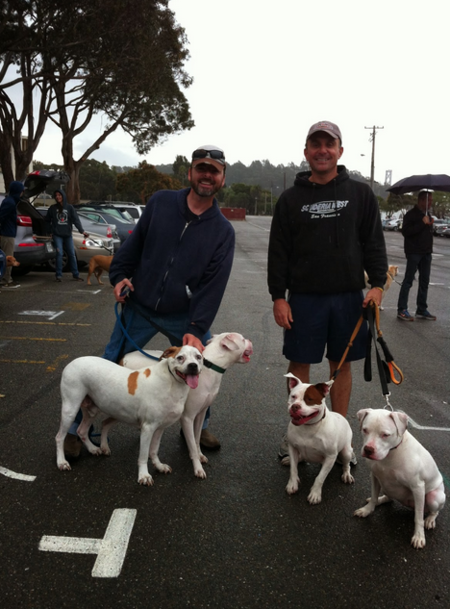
[306,121,342,143]
[191,145,226,171]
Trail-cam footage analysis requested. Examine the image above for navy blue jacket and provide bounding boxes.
[0,181,23,237]
[109,188,235,340]
[45,190,85,237]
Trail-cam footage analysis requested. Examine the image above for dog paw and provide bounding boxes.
[199,454,208,464]
[341,472,355,484]
[58,461,71,471]
[307,491,322,505]
[101,446,111,456]
[156,463,172,474]
[138,474,154,486]
[195,467,207,479]
[280,456,290,467]
[286,478,299,495]
[411,533,426,549]
[424,514,438,530]
[354,506,372,518]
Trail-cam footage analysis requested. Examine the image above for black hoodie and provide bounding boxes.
[45,190,85,237]
[268,165,387,299]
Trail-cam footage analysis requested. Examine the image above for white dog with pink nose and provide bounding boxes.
[354,408,446,549]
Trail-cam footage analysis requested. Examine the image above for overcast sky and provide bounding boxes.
[35,0,450,187]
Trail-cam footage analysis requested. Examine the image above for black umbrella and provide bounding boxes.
[387,174,450,195]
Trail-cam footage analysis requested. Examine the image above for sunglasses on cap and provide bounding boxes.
[192,149,225,163]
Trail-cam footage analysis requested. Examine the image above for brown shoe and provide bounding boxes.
[200,429,221,450]
[64,433,82,458]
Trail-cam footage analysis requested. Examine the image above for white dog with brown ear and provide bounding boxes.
[122,332,253,479]
[284,373,355,504]
[55,346,203,486]
[354,408,446,549]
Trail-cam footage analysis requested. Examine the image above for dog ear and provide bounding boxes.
[356,409,371,428]
[284,373,300,390]
[315,382,332,397]
[221,333,239,351]
[160,346,181,360]
[390,411,408,437]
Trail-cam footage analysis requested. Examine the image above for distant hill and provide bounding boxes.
[154,160,389,198]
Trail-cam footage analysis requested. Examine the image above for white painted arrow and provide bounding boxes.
[39,508,137,578]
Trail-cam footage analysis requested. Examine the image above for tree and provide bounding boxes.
[172,155,189,187]
[116,161,181,204]
[0,0,193,201]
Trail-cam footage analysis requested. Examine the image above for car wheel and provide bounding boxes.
[47,251,70,272]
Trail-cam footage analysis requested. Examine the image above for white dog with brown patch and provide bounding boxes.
[121,332,253,479]
[55,345,202,486]
[354,408,446,549]
[285,373,355,504]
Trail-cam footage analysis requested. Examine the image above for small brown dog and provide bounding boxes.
[87,255,113,286]
[6,256,20,268]
[364,264,398,310]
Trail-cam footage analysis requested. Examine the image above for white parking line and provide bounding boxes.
[0,466,36,481]
[39,508,137,578]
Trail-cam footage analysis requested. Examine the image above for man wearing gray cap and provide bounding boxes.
[64,145,234,457]
[268,121,387,460]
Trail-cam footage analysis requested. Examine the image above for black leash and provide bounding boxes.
[364,302,403,409]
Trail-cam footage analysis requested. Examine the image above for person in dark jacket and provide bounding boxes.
[397,190,436,321]
[45,190,89,282]
[64,145,235,457]
[268,121,387,460]
[0,180,24,287]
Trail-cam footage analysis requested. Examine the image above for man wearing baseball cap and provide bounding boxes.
[268,121,387,461]
[64,145,233,457]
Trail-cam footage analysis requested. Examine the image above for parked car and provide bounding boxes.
[45,231,114,273]
[36,206,121,252]
[74,205,135,244]
[88,201,143,223]
[433,219,449,236]
[442,227,450,238]
[384,217,402,231]
[0,169,71,275]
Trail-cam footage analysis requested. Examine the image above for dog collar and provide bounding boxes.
[389,437,403,451]
[203,359,226,374]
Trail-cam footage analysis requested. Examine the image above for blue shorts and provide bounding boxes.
[283,292,368,364]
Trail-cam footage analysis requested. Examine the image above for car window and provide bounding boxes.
[79,212,106,224]
[101,208,133,222]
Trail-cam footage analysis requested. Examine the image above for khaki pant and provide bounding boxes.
[0,235,15,283]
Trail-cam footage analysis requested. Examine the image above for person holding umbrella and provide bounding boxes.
[397,189,436,321]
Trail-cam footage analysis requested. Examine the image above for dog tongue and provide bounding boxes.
[186,374,199,389]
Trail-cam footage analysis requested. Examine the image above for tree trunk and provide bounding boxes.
[0,132,14,187]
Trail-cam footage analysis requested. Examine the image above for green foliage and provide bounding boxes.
[0,0,194,201]
[116,161,182,204]
[172,155,190,187]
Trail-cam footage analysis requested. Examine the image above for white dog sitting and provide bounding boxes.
[354,408,446,549]
[284,373,355,504]
[121,332,253,479]
[55,346,203,486]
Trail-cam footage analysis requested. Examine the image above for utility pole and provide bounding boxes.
[364,125,384,191]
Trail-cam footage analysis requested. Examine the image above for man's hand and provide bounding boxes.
[273,298,293,329]
[363,287,383,308]
[114,278,134,303]
[182,333,205,353]
[423,216,433,225]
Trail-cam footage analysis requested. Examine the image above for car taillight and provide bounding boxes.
[107,227,112,238]
[17,215,32,227]
[18,242,44,247]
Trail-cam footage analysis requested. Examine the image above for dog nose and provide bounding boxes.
[186,363,199,374]
[363,445,374,456]
[290,404,300,413]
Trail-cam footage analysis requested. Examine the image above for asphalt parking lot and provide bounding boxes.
[0,221,449,609]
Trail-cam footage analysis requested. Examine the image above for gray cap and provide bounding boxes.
[306,121,342,143]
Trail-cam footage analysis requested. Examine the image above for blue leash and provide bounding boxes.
[114,301,160,361]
